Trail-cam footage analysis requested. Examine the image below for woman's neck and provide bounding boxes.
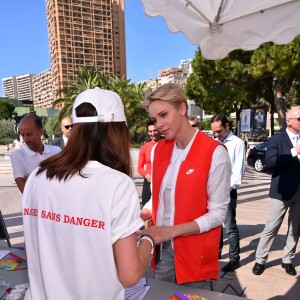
[175,127,197,150]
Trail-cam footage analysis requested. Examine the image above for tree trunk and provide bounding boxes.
[272,76,287,128]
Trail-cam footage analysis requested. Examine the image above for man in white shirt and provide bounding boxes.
[11,114,61,193]
[211,113,246,272]
[50,117,73,149]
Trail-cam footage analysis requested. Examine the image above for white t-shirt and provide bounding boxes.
[22,161,143,300]
[11,144,61,179]
[145,129,231,234]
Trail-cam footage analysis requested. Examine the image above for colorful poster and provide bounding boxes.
[240,109,251,132]
[253,107,267,132]
[0,252,27,271]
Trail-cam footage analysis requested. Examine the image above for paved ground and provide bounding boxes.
[1,145,300,299]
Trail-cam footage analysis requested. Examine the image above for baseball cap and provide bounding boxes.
[72,87,126,123]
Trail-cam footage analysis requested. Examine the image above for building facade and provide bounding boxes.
[2,77,17,100]
[33,70,55,108]
[139,78,158,91]
[45,0,126,106]
[178,59,192,77]
[158,67,186,88]
[2,74,34,101]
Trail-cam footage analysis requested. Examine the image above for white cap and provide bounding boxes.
[72,87,126,123]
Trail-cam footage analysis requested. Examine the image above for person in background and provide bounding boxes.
[140,83,231,287]
[188,115,200,129]
[50,117,73,149]
[11,114,60,193]
[137,120,161,207]
[252,107,300,277]
[22,87,156,299]
[210,113,246,272]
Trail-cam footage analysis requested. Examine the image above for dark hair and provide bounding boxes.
[210,113,230,128]
[37,102,131,181]
[20,114,43,129]
[146,119,155,130]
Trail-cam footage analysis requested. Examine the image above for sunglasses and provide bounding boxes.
[192,124,198,128]
[63,125,73,129]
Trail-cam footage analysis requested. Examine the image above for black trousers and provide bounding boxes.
[141,178,151,206]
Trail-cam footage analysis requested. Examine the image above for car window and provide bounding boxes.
[255,142,267,150]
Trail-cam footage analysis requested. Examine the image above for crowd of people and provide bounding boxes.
[9,83,300,299]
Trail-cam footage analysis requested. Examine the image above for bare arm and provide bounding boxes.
[15,177,27,193]
[141,221,200,245]
[113,233,152,287]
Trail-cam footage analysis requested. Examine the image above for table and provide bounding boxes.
[144,278,246,300]
[0,246,245,299]
[0,247,29,297]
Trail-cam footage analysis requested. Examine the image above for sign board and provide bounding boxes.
[253,106,267,133]
[240,109,251,132]
[0,210,11,247]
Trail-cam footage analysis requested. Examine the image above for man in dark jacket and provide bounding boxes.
[252,107,300,276]
[50,117,73,149]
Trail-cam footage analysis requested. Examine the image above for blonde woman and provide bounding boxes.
[140,83,231,287]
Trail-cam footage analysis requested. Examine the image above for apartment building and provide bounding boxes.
[178,59,193,77]
[2,76,17,99]
[16,74,34,101]
[45,0,126,106]
[2,74,34,101]
[139,78,158,91]
[158,67,186,88]
[33,70,55,108]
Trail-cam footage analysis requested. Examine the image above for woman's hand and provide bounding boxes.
[138,221,200,245]
[139,226,174,245]
[140,208,152,221]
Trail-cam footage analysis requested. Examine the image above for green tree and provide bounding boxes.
[52,66,110,122]
[0,119,16,139]
[185,49,258,125]
[249,36,300,128]
[109,76,149,143]
[0,100,15,120]
[185,39,300,135]
[44,115,61,140]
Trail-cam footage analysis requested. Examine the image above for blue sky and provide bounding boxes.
[0,0,197,97]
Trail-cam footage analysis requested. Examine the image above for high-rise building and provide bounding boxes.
[45,0,126,106]
[2,76,17,99]
[2,74,34,101]
[33,70,54,108]
[16,74,34,101]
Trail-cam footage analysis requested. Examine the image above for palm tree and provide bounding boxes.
[52,66,111,122]
[109,76,149,142]
[52,66,149,143]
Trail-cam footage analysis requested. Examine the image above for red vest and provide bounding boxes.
[151,131,222,283]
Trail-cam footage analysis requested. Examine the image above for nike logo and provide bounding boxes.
[186,169,195,175]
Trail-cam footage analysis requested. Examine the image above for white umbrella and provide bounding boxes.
[140,0,300,60]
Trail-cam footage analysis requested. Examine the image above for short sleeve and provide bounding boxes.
[11,150,26,179]
[111,177,143,244]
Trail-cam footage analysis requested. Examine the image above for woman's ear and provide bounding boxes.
[178,102,187,116]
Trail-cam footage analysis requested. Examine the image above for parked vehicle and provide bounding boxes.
[247,141,267,172]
